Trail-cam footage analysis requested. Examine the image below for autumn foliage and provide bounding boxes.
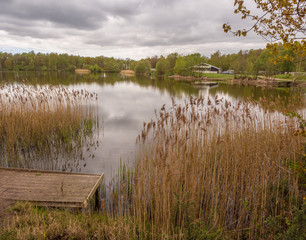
[224,0,306,60]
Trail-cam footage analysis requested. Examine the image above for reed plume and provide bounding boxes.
[0,83,98,171]
[111,96,304,239]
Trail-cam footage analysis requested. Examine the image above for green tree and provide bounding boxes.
[166,53,179,75]
[146,55,160,69]
[135,60,151,75]
[4,57,13,70]
[156,57,170,75]
[185,53,203,68]
[174,56,187,75]
[173,53,206,76]
[278,44,296,72]
[254,49,278,75]
[209,51,222,68]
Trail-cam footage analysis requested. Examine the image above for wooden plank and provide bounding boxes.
[193,81,218,87]
[82,173,104,209]
[0,167,104,210]
[0,167,101,176]
[1,179,98,187]
[2,189,91,199]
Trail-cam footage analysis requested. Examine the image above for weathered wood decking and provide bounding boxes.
[0,168,103,210]
[193,81,218,87]
[272,80,293,87]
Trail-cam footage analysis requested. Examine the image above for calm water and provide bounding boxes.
[0,71,303,180]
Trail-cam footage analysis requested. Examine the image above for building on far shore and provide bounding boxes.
[192,63,220,74]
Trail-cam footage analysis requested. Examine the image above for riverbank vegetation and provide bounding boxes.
[154,45,305,78]
[0,51,128,72]
[2,96,305,239]
[1,42,305,78]
[117,97,305,239]
[0,84,98,171]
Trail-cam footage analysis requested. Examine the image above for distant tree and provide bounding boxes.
[229,52,243,74]
[4,57,13,70]
[147,55,160,69]
[88,64,101,73]
[278,44,296,72]
[48,53,58,71]
[244,49,262,74]
[156,57,170,75]
[4,49,301,75]
[174,56,188,75]
[135,60,151,75]
[173,53,206,76]
[27,58,35,71]
[186,53,205,75]
[0,52,132,72]
[223,0,306,60]
[254,49,278,75]
[209,51,222,68]
[130,60,138,71]
[166,53,179,75]
[103,57,120,71]
[0,53,5,70]
[122,58,131,70]
[185,53,203,67]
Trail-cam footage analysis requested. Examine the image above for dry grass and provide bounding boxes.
[0,83,98,170]
[75,69,91,74]
[2,95,305,239]
[1,202,133,240]
[120,70,135,76]
[113,96,304,239]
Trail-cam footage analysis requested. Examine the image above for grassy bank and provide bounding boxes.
[1,96,305,239]
[198,73,234,79]
[1,202,133,240]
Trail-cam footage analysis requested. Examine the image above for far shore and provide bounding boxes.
[169,74,306,88]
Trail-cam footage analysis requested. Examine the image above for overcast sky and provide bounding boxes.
[0,0,267,59]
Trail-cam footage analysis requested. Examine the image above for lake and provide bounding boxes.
[0,71,304,180]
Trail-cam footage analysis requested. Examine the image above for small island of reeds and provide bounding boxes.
[0,83,98,171]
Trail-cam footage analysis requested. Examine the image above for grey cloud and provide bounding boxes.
[102,0,142,19]
[0,0,107,30]
[0,17,60,39]
[0,0,266,58]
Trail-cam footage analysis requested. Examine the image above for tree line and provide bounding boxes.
[1,43,305,76]
[147,44,305,76]
[0,51,131,72]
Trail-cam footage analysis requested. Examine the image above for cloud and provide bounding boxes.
[0,0,108,29]
[0,0,267,59]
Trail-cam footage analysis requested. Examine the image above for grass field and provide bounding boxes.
[273,74,294,80]
[196,72,234,79]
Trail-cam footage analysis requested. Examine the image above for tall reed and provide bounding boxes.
[0,83,98,171]
[112,96,304,239]
[2,94,305,239]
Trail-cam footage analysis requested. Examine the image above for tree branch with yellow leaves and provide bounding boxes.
[223,0,306,62]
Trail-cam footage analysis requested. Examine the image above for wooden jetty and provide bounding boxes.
[0,168,103,211]
[273,80,293,87]
[193,81,218,87]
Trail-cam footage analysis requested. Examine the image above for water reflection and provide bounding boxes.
[75,82,189,180]
[0,71,304,181]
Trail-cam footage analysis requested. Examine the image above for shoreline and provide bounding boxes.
[169,74,306,88]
